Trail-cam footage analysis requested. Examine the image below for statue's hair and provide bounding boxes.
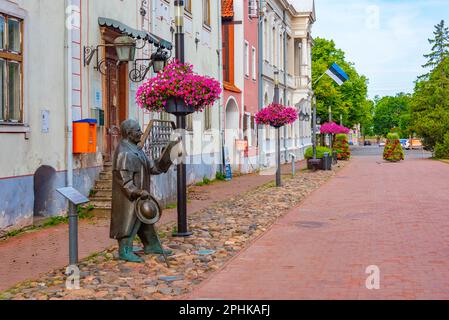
[120,119,140,139]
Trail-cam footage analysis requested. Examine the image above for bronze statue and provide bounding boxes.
[110,119,181,263]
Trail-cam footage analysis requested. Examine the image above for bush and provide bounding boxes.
[434,133,449,159]
[305,146,332,159]
[215,171,227,181]
[383,133,405,162]
[334,134,351,160]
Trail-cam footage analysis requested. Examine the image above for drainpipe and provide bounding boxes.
[283,10,288,164]
[257,0,264,168]
[65,0,73,188]
[217,2,225,174]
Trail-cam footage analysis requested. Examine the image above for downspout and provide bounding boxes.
[65,0,73,188]
[257,0,264,168]
[218,1,225,174]
[283,10,288,163]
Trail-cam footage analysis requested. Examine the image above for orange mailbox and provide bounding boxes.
[73,119,97,154]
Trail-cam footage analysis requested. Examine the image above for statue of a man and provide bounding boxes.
[110,119,181,263]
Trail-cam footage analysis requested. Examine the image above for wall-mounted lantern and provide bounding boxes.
[305,113,311,122]
[129,48,171,82]
[84,35,137,75]
[114,36,137,62]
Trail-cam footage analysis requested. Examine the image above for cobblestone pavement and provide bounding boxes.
[0,162,343,300]
[187,156,449,300]
[0,161,305,292]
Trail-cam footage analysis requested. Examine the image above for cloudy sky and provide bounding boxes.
[292,0,449,98]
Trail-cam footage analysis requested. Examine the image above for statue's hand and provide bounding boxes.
[138,190,151,200]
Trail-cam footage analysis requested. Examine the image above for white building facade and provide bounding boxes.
[0,0,221,234]
[258,0,315,168]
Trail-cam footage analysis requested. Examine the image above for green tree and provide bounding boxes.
[411,57,449,151]
[312,38,371,129]
[419,20,449,80]
[373,93,412,138]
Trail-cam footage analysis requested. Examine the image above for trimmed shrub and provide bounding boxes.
[334,134,351,160]
[305,146,332,159]
[383,133,405,162]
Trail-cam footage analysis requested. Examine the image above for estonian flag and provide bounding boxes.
[325,63,349,86]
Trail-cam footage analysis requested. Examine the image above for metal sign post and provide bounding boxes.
[56,187,89,265]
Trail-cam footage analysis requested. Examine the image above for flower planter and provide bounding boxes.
[255,103,298,128]
[136,61,221,115]
[164,97,195,116]
[307,159,324,171]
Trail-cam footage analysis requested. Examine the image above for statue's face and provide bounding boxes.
[128,123,143,144]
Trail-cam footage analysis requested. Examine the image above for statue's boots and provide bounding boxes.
[143,243,173,256]
[138,225,173,256]
[119,239,144,263]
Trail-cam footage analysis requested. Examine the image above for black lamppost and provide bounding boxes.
[172,0,192,237]
[274,70,281,187]
[312,95,318,159]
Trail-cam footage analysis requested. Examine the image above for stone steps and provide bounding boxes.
[87,163,113,212]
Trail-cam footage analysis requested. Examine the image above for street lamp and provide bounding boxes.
[172,0,192,237]
[273,69,281,187]
[312,95,318,159]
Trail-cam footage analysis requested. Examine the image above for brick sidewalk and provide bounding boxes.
[187,157,449,300]
[0,161,305,292]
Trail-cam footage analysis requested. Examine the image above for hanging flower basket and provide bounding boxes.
[255,103,298,128]
[320,122,350,135]
[136,60,221,116]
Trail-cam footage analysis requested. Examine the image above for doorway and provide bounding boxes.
[102,29,130,162]
[225,98,240,168]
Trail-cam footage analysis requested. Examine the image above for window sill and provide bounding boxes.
[0,123,31,138]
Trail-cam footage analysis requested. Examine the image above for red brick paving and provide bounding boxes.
[0,161,305,292]
[187,157,449,300]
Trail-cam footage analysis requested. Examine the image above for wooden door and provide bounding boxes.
[103,39,129,162]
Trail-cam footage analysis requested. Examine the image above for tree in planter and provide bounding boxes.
[383,133,405,162]
[334,134,351,160]
[305,146,333,160]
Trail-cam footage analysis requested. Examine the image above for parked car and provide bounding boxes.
[364,141,372,146]
[405,139,423,150]
[400,139,408,148]
[379,142,386,147]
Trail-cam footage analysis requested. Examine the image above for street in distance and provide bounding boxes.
[179,305,271,318]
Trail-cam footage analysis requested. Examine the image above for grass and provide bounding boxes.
[194,172,229,187]
[0,205,95,241]
[195,176,212,187]
[165,203,177,210]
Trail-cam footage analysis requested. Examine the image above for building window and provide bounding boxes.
[272,26,276,65]
[203,0,210,27]
[0,14,23,123]
[252,47,257,80]
[244,41,249,77]
[204,106,212,130]
[185,0,192,13]
[248,0,258,19]
[187,114,193,132]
